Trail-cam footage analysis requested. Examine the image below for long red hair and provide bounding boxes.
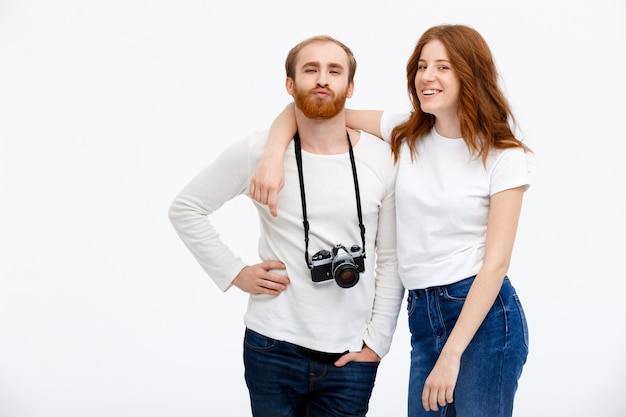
[390,25,530,163]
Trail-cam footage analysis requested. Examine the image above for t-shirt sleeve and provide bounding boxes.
[380,111,411,143]
[490,148,531,195]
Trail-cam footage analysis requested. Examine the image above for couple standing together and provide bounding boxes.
[169,24,531,417]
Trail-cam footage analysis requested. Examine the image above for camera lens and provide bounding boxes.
[334,263,359,288]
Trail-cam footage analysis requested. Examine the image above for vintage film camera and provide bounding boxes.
[310,244,365,288]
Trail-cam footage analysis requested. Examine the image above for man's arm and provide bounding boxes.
[335,162,404,366]
[360,165,404,358]
[168,135,288,293]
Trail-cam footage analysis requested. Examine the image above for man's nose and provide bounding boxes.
[316,72,329,87]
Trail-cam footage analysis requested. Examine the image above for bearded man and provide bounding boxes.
[168,35,404,417]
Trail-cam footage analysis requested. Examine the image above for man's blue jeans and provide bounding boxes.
[243,328,379,417]
[406,276,529,417]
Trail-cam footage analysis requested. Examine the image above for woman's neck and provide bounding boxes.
[434,115,462,139]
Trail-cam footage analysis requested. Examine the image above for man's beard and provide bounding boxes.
[293,85,348,119]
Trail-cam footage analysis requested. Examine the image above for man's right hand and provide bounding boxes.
[232,261,289,295]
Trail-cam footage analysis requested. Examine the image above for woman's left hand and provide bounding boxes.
[422,352,460,411]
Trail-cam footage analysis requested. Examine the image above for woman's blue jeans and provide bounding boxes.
[243,328,379,417]
[406,276,529,417]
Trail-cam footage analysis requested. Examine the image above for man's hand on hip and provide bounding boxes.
[232,261,289,295]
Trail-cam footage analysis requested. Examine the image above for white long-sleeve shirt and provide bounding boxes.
[168,130,404,357]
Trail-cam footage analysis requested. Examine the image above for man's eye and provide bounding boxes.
[305,68,317,73]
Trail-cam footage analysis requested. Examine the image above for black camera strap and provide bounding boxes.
[294,131,366,269]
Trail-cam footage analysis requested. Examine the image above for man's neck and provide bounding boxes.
[294,108,350,155]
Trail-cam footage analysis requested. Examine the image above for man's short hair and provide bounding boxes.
[285,35,357,83]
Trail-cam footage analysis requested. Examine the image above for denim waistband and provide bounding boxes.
[409,275,478,295]
[299,346,348,363]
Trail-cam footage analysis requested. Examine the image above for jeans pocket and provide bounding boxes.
[244,328,277,352]
[406,290,416,316]
[513,294,530,348]
[441,276,475,301]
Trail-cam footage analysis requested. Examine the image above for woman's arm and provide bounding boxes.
[421,186,525,412]
[249,103,296,216]
[346,109,384,139]
[249,105,384,216]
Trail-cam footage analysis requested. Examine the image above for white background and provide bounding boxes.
[1,1,625,416]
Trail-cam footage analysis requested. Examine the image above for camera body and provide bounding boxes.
[310,244,365,288]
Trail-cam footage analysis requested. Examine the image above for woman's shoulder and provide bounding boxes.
[380,110,411,142]
[488,146,529,166]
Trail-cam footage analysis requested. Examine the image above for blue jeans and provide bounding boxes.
[243,328,379,417]
[407,277,529,417]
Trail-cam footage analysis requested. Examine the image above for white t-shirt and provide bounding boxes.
[169,130,404,357]
[381,111,530,289]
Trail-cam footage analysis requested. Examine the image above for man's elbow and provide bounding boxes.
[167,198,182,227]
